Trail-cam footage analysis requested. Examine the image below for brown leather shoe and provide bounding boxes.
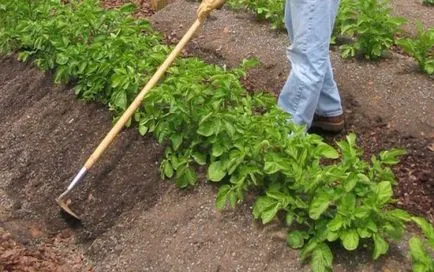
[311,114,345,132]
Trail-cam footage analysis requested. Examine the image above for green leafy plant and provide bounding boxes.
[227,0,285,30]
[333,0,360,44]
[338,0,406,59]
[396,23,434,75]
[227,0,410,62]
[0,0,166,110]
[409,217,434,272]
[250,135,410,271]
[423,0,434,6]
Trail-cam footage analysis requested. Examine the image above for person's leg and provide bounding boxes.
[284,0,294,42]
[314,60,343,117]
[315,0,343,118]
[278,0,339,129]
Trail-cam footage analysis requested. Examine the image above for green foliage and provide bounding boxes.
[409,217,434,272]
[396,23,434,75]
[251,135,410,268]
[423,0,434,6]
[334,0,360,42]
[227,0,285,30]
[0,0,165,110]
[338,0,406,59]
[227,0,407,61]
[0,1,429,271]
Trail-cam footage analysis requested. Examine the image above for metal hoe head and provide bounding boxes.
[56,195,81,220]
[56,167,87,220]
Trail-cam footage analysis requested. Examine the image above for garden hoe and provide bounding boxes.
[56,15,207,220]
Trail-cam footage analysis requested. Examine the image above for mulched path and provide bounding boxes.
[320,111,434,221]
[0,228,89,272]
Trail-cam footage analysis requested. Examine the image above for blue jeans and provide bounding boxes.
[278,0,343,129]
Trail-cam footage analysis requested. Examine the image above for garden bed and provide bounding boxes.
[0,0,432,271]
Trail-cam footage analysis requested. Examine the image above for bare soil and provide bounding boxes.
[0,0,433,271]
[390,0,434,35]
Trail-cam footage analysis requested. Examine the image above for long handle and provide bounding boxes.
[84,19,202,170]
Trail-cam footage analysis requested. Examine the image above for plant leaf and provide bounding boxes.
[162,160,173,178]
[387,209,411,222]
[176,166,197,188]
[326,231,340,242]
[375,181,393,206]
[260,202,280,224]
[212,141,225,157]
[379,149,406,165]
[285,213,294,226]
[170,134,182,151]
[309,192,330,220]
[311,243,333,272]
[340,229,359,251]
[327,215,344,232]
[216,185,231,210]
[412,217,434,246]
[408,237,431,270]
[317,143,340,159]
[207,161,226,182]
[252,196,275,219]
[138,123,148,136]
[373,234,389,260]
[192,152,207,165]
[197,119,215,137]
[287,231,306,249]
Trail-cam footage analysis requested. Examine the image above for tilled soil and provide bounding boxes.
[0,0,433,271]
[0,56,165,271]
[390,0,434,35]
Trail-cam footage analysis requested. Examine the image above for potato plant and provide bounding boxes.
[338,0,406,59]
[1,0,432,271]
[227,0,408,61]
[227,0,285,30]
[396,24,434,75]
[423,0,434,6]
[409,217,434,272]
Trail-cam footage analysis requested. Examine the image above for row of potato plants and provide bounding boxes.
[227,0,434,74]
[0,0,432,271]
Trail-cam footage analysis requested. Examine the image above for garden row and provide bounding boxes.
[227,0,434,74]
[0,0,432,271]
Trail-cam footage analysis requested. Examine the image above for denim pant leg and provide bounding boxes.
[316,0,343,117]
[278,0,342,128]
[315,60,343,117]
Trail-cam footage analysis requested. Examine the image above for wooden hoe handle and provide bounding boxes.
[84,19,202,170]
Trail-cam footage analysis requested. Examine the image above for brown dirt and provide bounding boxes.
[0,227,88,272]
[0,0,433,271]
[390,0,434,35]
[0,56,165,270]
